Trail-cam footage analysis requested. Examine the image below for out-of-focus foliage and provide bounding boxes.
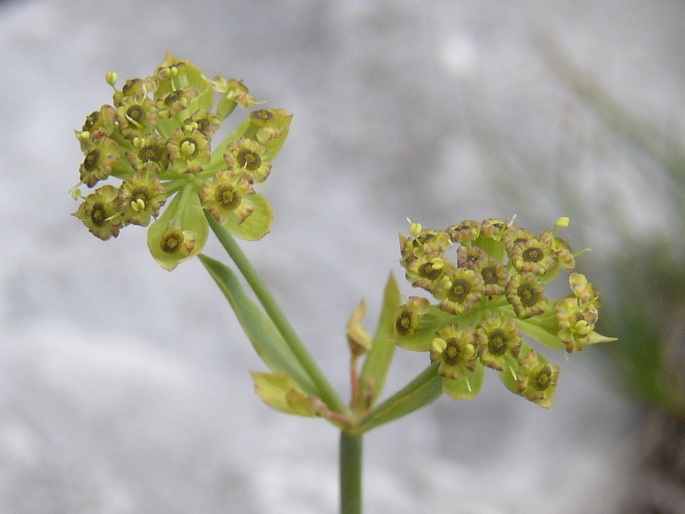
[542,49,685,416]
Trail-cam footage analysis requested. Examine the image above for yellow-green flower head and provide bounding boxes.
[393,296,432,339]
[113,77,155,106]
[154,55,203,94]
[552,236,576,270]
[515,349,559,408]
[403,252,453,292]
[117,171,167,227]
[224,138,271,184]
[159,226,196,256]
[183,109,221,138]
[201,170,255,226]
[78,134,120,187]
[556,297,595,352]
[116,94,158,139]
[476,257,508,298]
[501,226,534,252]
[479,218,511,241]
[434,267,484,315]
[80,105,118,140]
[126,134,171,174]
[247,108,293,145]
[249,108,275,127]
[508,235,557,276]
[538,229,577,272]
[506,272,547,318]
[399,225,451,264]
[456,245,487,270]
[225,79,257,108]
[72,185,121,240]
[167,127,211,173]
[68,53,297,269]
[393,216,615,407]
[156,87,199,120]
[446,220,480,244]
[430,324,480,378]
[475,314,522,371]
[210,77,258,114]
[554,273,611,352]
[569,272,600,304]
[398,233,419,267]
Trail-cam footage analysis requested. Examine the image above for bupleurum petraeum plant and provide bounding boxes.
[71,53,616,514]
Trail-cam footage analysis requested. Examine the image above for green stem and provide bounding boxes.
[340,431,363,514]
[205,211,344,413]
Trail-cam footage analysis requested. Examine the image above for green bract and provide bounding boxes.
[72,51,292,270]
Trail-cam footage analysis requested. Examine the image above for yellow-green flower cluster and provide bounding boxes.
[394,217,614,408]
[72,52,292,270]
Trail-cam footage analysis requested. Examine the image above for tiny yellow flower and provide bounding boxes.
[201,170,255,226]
[515,349,559,408]
[506,273,547,319]
[446,220,480,244]
[476,314,521,371]
[72,185,121,240]
[430,324,480,378]
[117,171,167,226]
[435,267,484,315]
[224,138,271,184]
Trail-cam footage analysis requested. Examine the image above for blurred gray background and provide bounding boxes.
[1,0,683,512]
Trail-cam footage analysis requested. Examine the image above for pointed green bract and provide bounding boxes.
[224,193,273,240]
[441,363,484,401]
[497,352,522,397]
[258,109,293,161]
[147,190,208,270]
[360,273,401,403]
[251,371,320,417]
[513,315,566,351]
[358,362,442,433]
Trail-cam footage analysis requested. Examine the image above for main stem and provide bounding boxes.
[340,431,363,514]
[205,212,344,413]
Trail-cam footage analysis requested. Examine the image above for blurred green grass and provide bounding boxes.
[545,52,685,417]
[466,45,685,417]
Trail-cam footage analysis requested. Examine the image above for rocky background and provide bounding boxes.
[1,0,683,512]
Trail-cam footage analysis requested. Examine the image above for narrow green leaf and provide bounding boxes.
[358,362,442,433]
[198,254,316,395]
[203,213,345,413]
[360,273,401,404]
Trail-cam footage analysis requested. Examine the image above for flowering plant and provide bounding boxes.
[72,53,615,513]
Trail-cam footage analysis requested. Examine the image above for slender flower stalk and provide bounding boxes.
[205,211,344,413]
